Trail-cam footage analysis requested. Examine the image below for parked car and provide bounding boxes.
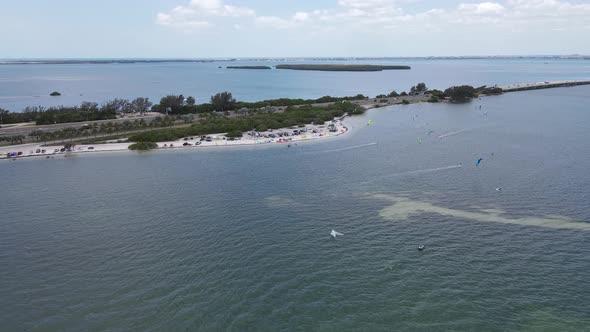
[88,147,94,150]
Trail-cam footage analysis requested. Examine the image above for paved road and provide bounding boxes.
[0,113,161,137]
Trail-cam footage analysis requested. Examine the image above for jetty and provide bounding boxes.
[499,79,590,92]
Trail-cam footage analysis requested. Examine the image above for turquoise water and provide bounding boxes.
[1,58,589,111]
[1,85,589,331]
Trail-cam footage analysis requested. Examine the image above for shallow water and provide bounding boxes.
[1,86,589,331]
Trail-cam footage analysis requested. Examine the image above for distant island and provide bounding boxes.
[275,64,411,72]
[227,66,272,70]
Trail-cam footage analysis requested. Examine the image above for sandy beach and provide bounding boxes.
[0,117,349,160]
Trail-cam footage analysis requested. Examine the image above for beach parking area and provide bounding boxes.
[0,118,349,160]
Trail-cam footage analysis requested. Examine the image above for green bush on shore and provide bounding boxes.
[444,85,477,102]
[225,130,243,137]
[128,142,158,150]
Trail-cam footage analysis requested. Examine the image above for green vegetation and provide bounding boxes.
[478,86,503,95]
[0,135,26,144]
[401,99,410,105]
[427,96,440,103]
[128,142,158,150]
[129,102,363,143]
[211,92,237,112]
[225,130,243,137]
[150,93,367,115]
[426,89,445,98]
[275,64,411,72]
[444,85,478,102]
[410,83,427,95]
[227,66,272,70]
[50,91,61,96]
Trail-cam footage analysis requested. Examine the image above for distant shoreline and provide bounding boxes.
[1,55,588,65]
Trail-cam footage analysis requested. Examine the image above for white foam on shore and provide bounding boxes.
[370,194,590,231]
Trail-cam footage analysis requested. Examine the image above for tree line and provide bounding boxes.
[150,93,368,115]
[0,97,152,125]
[376,82,503,103]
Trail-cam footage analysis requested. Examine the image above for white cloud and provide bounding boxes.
[157,0,590,42]
[156,0,255,29]
[457,2,506,15]
[255,16,297,29]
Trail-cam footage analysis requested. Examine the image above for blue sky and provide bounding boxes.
[1,0,589,58]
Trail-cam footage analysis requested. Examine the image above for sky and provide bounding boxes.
[1,0,589,58]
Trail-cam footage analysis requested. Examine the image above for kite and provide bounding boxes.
[475,158,483,167]
[418,137,424,143]
[367,120,372,125]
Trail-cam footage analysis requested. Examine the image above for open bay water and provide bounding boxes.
[1,85,590,331]
[1,58,590,111]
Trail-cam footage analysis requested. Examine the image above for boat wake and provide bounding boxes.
[386,165,463,177]
[438,129,469,139]
[358,165,462,187]
[318,142,377,153]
